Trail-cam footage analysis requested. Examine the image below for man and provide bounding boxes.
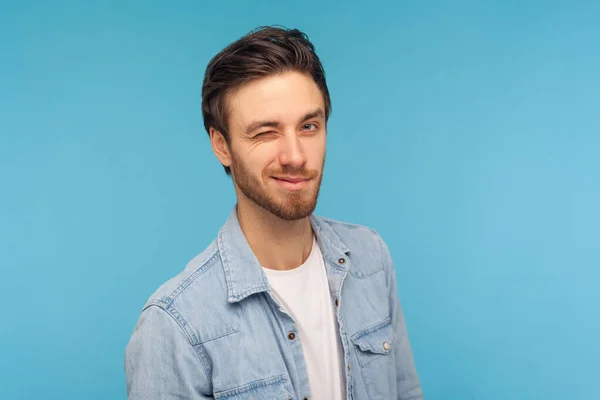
[125,26,423,400]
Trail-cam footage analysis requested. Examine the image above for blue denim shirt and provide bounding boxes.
[125,208,423,399]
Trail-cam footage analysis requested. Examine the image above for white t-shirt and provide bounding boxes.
[262,237,344,400]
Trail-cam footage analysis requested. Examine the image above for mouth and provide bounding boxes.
[271,176,311,191]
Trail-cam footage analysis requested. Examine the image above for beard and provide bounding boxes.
[231,153,324,221]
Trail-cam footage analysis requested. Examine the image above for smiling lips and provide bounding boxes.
[272,176,311,190]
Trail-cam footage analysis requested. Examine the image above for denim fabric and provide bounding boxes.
[125,207,423,399]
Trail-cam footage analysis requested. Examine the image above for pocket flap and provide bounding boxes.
[214,376,293,400]
[351,318,395,355]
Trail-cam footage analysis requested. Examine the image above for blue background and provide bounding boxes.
[1,1,598,399]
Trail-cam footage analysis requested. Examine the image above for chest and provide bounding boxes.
[197,267,395,399]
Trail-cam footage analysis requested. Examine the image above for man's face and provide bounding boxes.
[225,71,326,221]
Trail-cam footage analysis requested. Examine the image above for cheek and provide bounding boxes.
[245,146,278,176]
[307,138,326,166]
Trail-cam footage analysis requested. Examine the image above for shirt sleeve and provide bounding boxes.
[378,233,424,400]
[125,305,213,399]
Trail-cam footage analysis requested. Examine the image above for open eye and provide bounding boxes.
[302,123,318,131]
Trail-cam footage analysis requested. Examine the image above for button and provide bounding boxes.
[288,332,296,341]
[383,342,390,351]
[303,397,308,400]
[338,257,346,264]
[347,362,351,371]
[335,298,340,307]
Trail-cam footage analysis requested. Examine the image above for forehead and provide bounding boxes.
[227,71,325,130]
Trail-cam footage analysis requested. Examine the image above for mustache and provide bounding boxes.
[265,167,319,179]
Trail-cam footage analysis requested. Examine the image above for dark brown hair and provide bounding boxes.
[201,26,331,175]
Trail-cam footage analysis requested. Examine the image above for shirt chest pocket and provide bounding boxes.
[213,376,294,400]
[351,318,396,399]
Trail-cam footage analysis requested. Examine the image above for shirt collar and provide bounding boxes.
[218,205,350,303]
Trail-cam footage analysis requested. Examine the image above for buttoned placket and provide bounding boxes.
[263,251,352,400]
[265,290,313,400]
[327,253,353,400]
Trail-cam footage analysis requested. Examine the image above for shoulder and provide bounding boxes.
[145,239,222,307]
[314,215,391,276]
[316,215,386,252]
[138,239,235,344]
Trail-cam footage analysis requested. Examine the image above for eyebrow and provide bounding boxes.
[243,108,326,136]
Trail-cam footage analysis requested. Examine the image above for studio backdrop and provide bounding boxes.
[1,1,598,399]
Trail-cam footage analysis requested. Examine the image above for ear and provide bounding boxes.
[209,127,232,170]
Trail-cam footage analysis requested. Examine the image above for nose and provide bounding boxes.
[278,132,307,169]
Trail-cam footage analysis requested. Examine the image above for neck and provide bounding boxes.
[236,200,314,271]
